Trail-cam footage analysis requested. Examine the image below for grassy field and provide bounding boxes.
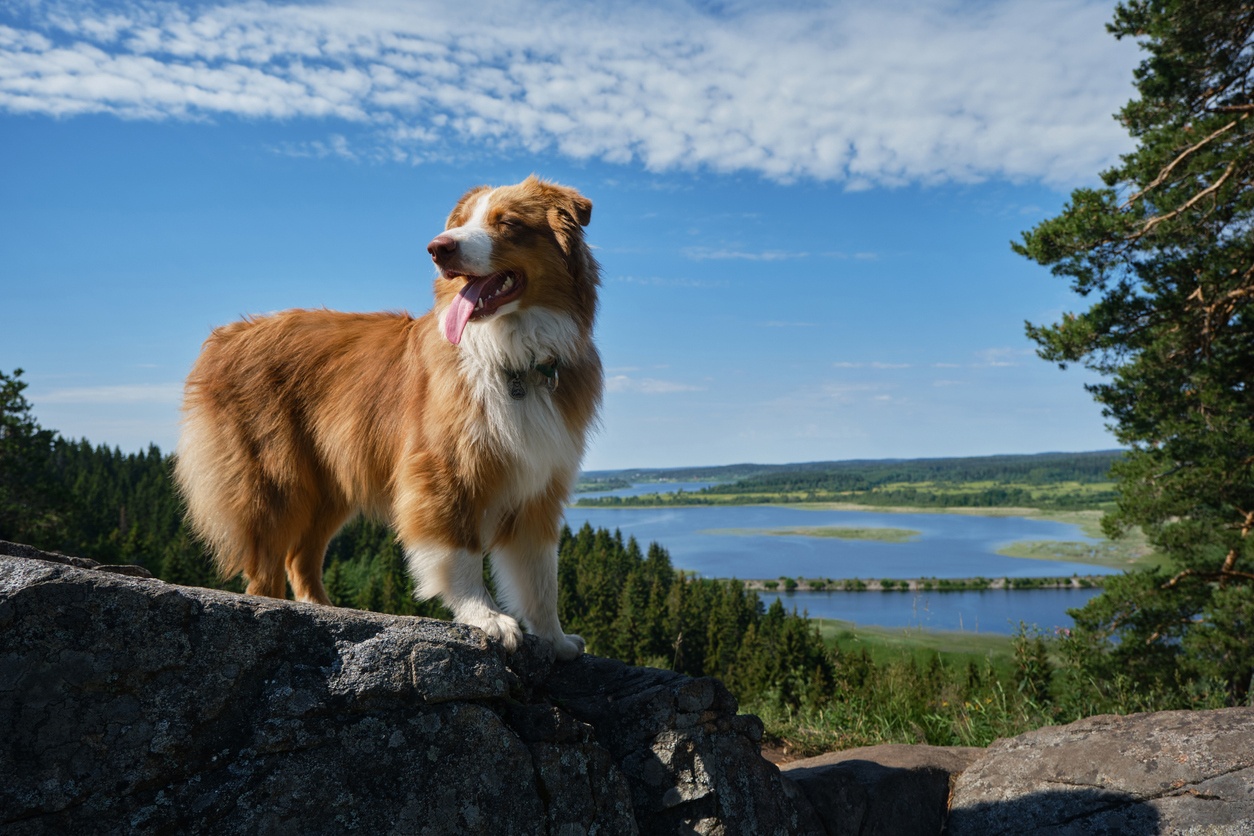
[814,618,1018,675]
[574,478,1119,509]
[701,525,920,543]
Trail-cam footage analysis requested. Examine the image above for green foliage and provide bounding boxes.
[0,369,67,544]
[1016,0,1254,705]
[324,518,450,619]
[759,639,1053,754]
[557,523,835,712]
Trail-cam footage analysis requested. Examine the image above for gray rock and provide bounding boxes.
[548,655,808,834]
[0,542,803,835]
[782,743,982,835]
[948,707,1254,835]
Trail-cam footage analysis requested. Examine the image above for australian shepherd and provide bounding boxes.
[174,177,601,661]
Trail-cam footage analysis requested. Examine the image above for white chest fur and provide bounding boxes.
[446,307,588,508]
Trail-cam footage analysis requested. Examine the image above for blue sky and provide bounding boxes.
[1,0,1142,470]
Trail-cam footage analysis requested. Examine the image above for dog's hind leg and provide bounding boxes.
[284,500,349,606]
[242,535,290,600]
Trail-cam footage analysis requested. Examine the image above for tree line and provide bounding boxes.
[576,451,1124,510]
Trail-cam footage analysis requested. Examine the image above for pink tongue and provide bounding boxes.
[442,277,493,345]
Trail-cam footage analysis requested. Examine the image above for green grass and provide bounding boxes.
[750,620,1052,757]
[574,478,1120,510]
[702,525,920,543]
[814,618,1018,675]
[990,508,1165,571]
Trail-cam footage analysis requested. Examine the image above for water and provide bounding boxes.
[564,504,1113,580]
[771,588,1102,634]
[563,495,1116,633]
[575,480,721,499]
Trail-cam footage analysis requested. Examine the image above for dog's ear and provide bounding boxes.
[544,185,593,257]
[567,192,592,228]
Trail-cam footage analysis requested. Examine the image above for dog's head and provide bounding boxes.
[429,176,598,346]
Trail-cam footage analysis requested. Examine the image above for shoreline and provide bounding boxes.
[738,575,1106,593]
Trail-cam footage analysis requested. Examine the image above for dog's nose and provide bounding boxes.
[427,235,458,264]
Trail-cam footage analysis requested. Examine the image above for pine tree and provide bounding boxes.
[0,369,66,544]
[1016,0,1254,703]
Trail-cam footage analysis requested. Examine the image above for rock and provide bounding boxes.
[547,655,808,834]
[949,707,1254,835]
[12,538,1248,835]
[782,743,982,836]
[0,541,805,835]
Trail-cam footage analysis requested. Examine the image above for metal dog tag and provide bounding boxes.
[508,374,527,401]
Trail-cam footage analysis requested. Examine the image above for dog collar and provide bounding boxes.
[505,358,559,401]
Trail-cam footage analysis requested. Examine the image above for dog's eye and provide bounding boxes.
[498,216,525,231]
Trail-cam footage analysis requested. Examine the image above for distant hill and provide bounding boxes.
[577,450,1126,510]
[581,450,1125,488]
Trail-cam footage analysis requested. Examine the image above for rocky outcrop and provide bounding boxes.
[949,707,1254,835]
[0,541,804,835]
[6,539,1253,835]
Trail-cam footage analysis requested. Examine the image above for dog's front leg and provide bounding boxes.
[490,540,585,662]
[404,543,524,652]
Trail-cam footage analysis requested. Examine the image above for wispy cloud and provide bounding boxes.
[611,274,728,289]
[973,347,1030,367]
[832,361,912,369]
[0,0,1138,187]
[682,247,807,262]
[33,383,183,404]
[606,374,704,394]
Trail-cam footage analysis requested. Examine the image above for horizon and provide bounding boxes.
[2,0,1138,470]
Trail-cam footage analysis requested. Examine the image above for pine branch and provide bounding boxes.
[1133,158,1239,240]
[1122,118,1240,211]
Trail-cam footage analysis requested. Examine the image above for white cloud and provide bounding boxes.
[606,374,704,394]
[0,0,1139,187]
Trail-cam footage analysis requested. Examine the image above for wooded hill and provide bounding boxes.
[581,450,1124,489]
[578,450,1124,510]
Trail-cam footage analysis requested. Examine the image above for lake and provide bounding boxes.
[770,588,1102,634]
[563,494,1116,634]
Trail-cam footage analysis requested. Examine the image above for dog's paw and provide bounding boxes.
[552,632,585,662]
[467,611,524,652]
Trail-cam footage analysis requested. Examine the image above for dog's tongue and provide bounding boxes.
[442,276,492,345]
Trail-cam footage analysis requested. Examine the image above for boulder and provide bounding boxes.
[949,706,1254,835]
[0,541,807,835]
[782,743,982,835]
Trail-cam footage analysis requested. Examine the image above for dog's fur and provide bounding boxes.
[174,177,601,660]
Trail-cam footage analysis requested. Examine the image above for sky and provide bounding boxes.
[1,0,1144,471]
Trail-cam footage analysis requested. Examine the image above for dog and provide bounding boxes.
[174,176,601,661]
